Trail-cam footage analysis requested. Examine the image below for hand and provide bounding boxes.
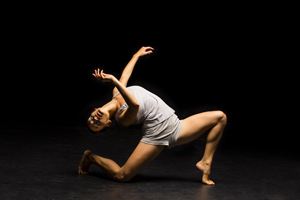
[92,68,115,83]
[135,46,154,57]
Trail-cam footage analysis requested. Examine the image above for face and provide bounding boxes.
[88,108,111,132]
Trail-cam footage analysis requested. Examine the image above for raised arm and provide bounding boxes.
[93,69,139,108]
[93,69,140,126]
[112,46,154,96]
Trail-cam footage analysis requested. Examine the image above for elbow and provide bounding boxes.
[128,102,139,109]
[128,100,139,109]
[131,102,139,110]
[134,102,140,108]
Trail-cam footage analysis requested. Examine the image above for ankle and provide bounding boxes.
[199,159,212,166]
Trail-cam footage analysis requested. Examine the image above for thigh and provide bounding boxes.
[173,111,222,147]
[120,142,165,179]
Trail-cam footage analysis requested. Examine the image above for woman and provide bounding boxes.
[78,47,227,185]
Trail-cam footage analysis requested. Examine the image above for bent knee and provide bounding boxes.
[114,171,132,183]
[214,111,227,124]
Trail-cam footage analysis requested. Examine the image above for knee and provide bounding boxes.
[114,171,132,183]
[214,111,227,124]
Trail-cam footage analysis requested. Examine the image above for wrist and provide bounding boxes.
[111,76,118,85]
[133,53,140,59]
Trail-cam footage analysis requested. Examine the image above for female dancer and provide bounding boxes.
[78,47,227,185]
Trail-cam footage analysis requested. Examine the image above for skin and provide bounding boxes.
[80,47,227,185]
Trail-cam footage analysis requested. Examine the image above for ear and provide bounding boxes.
[106,120,112,128]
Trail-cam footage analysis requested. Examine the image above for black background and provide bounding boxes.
[1,6,298,154]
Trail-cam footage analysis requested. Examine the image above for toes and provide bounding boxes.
[202,174,215,185]
[207,180,215,185]
[79,171,88,175]
[78,168,89,175]
[203,179,215,185]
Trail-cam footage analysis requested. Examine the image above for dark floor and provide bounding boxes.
[1,123,299,200]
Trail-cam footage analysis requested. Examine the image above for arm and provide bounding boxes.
[112,76,140,126]
[93,69,139,108]
[92,69,139,126]
[112,46,154,96]
[111,76,139,108]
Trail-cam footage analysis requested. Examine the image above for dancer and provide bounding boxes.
[78,46,227,185]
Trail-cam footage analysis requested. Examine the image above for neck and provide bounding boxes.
[102,99,120,119]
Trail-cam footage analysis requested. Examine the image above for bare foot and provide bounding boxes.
[196,160,215,185]
[78,150,92,175]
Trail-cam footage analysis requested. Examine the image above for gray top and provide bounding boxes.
[113,86,175,128]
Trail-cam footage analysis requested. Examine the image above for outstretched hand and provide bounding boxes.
[135,46,154,57]
[92,68,115,83]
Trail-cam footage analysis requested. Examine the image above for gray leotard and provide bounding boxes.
[113,86,175,128]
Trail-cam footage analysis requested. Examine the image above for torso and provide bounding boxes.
[113,86,175,128]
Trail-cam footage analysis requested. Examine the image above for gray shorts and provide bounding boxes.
[141,114,183,149]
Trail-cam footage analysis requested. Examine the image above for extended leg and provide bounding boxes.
[173,111,227,185]
[78,142,164,182]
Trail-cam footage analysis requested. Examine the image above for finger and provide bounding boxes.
[146,46,154,50]
[98,68,100,76]
[95,69,97,76]
[92,73,96,77]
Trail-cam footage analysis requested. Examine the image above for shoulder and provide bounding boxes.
[112,87,119,97]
